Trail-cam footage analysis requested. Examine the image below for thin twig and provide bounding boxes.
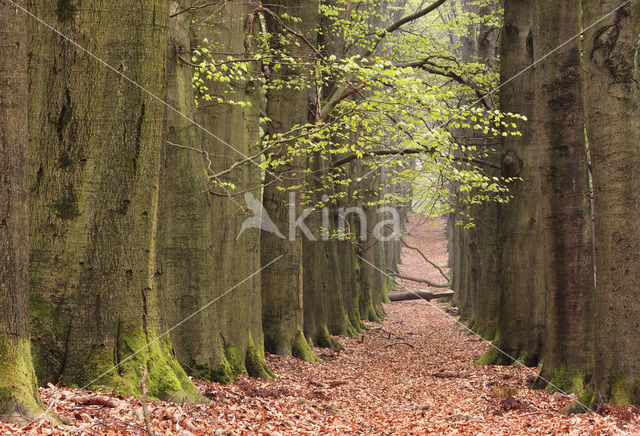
[139,366,154,436]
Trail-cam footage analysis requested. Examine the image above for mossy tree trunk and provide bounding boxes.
[260,0,319,361]
[27,0,199,400]
[582,0,640,405]
[157,0,272,384]
[533,0,595,398]
[0,0,43,421]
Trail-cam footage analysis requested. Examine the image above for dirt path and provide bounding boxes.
[7,215,640,435]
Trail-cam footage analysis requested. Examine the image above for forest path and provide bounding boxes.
[8,216,640,435]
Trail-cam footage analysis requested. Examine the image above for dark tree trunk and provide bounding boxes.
[0,0,43,421]
[449,0,500,340]
[261,0,319,361]
[484,0,546,366]
[582,0,640,405]
[533,0,595,399]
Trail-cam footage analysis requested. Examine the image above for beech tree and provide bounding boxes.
[583,0,640,405]
[0,0,43,420]
[259,0,321,360]
[158,0,272,384]
[533,0,594,400]
[27,0,199,400]
[491,0,546,366]
[448,0,501,339]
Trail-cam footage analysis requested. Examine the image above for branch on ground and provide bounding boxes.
[388,271,450,288]
[399,237,450,281]
[388,289,453,301]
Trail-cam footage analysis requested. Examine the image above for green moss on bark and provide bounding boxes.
[468,319,498,341]
[547,367,584,393]
[292,326,320,362]
[225,345,248,378]
[74,329,204,403]
[341,314,359,338]
[0,335,43,422]
[364,301,382,323]
[245,332,275,380]
[476,334,506,365]
[578,384,597,411]
[315,325,343,350]
[477,345,500,365]
[609,374,632,406]
[350,300,365,331]
[511,350,527,366]
[481,320,498,341]
[207,359,236,385]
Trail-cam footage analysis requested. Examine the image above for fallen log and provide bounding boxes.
[388,289,453,302]
[388,272,450,288]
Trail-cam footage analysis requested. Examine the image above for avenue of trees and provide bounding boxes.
[0,0,639,423]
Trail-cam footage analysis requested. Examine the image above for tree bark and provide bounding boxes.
[261,0,319,361]
[488,0,546,366]
[158,0,272,385]
[449,0,501,341]
[533,0,595,399]
[0,0,44,421]
[27,0,198,400]
[156,0,272,384]
[582,0,640,405]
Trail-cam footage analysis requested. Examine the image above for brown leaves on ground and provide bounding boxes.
[4,215,640,434]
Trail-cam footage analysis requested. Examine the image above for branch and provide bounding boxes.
[333,148,425,167]
[139,366,154,436]
[365,0,448,57]
[384,0,448,37]
[170,1,223,18]
[399,237,450,281]
[388,271,450,288]
[256,6,322,58]
[332,147,500,170]
[323,0,448,120]
[400,58,491,109]
[388,289,453,301]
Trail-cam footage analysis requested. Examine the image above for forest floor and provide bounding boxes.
[6,214,640,435]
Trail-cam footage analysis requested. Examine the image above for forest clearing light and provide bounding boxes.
[238,192,401,242]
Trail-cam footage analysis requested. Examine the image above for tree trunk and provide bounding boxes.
[450,0,501,341]
[261,0,319,361]
[158,0,272,385]
[582,0,640,405]
[357,166,387,323]
[0,0,43,421]
[485,0,546,366]
[533,0,595,399]
[27,0,198,400]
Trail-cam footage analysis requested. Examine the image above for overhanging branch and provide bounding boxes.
[332,148,500,169]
